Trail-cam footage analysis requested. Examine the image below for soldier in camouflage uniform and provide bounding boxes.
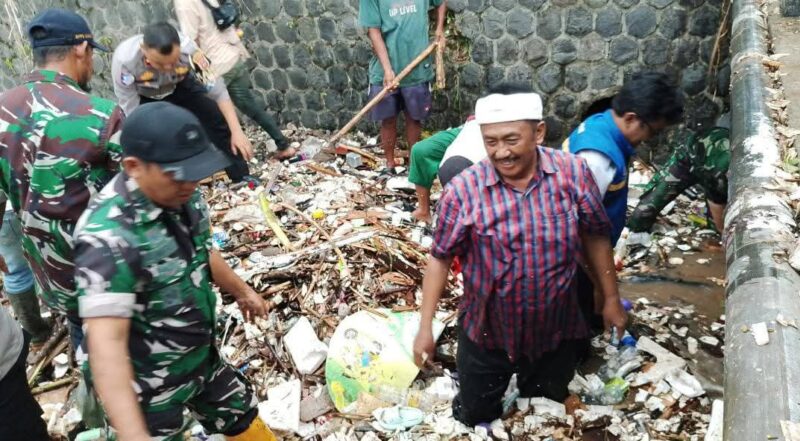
[75,102,273,441]
[628,126,730,233]
[0,9,122,348]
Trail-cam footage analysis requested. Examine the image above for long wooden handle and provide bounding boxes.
[435,38,446,90]
[329,41,440,146]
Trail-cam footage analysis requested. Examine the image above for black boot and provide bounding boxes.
[7,288,51,344]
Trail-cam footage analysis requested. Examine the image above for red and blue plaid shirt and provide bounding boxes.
[432,146,611,361]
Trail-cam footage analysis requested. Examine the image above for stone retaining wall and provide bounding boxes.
[0,0,728,145]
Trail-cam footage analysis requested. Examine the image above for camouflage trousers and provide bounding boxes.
[141,347,258,440]
[628,127,730,232]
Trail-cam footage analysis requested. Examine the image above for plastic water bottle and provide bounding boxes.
[584,329,641,404]
[601,329,640,380]
[374,385,436,410]
[597,345,640,382]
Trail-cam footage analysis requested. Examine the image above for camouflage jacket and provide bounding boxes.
[75,173,217,398]
[628,127,730,232]
[0,70,123,315]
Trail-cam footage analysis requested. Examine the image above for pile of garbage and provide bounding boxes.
[615,161,724,275]
[19,128,726,440]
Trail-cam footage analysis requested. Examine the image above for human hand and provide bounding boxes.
[412,327,435,369]
[383,69,397,90]
[192,51,211,71]
[236,289,269,322]
[231,129,254,162]
[0,256,7,273]
[603,298,627,338]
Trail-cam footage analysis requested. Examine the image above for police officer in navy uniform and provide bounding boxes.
[112,22,259,184]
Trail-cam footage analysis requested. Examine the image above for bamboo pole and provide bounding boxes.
[435,37,446,90]
[328,41,440,147]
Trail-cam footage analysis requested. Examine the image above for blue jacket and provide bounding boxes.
[563,110,635,245]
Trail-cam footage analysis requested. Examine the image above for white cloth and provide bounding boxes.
[474,93,543,124]
[440,120,487,166]
[577,150,616,198]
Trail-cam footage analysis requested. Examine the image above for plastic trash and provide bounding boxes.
[601,377,630,405]
[74,428,115,441]
[582,374,630,405]
[373,384,437,411]
[259,379,301,433]
[626,232,652,247]
[665,370,705,398]
[385,177,416,192]
[53,353,69,379]
[372,406,424,431]
[687,337,699,354]
[346,152,363,168]
[423,375,459,402]
[287,152,311,163]
[699,335,720,346]
[751,322,770,345]
[597,345,641,382]
[609,328,637,347]
[300,137,326,159]
[633,336,687,386]
[75,376,106,430]
[211,227,229,249]
[529,397,567,419]
[311,209,325,220]
[613,230,629,268]
[705,400,723,441]
[621,298,633,311]
[284,317,328,375]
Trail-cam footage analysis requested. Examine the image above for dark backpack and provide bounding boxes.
[201,0,239,30]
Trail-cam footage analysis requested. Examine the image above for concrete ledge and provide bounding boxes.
[725,0,800,439]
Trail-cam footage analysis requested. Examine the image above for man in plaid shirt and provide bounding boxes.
[413,84,627,426]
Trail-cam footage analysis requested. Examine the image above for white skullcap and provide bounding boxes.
[474,93,543,125]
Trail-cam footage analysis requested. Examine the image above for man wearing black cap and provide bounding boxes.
[0,8,123,350]
[74,102,275,441]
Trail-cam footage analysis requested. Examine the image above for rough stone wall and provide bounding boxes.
[0,0,729,144]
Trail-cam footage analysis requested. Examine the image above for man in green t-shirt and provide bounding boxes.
[359,0,447,169]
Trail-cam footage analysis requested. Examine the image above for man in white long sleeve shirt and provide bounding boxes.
[173,0,295,159]
[112,22,258,183]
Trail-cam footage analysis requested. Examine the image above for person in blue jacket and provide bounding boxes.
[564,72,684,333]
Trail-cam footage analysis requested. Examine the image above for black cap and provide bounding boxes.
[27,8,110,52]
[121,102,231,182]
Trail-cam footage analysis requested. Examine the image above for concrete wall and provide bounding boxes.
[0,0,729,144]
